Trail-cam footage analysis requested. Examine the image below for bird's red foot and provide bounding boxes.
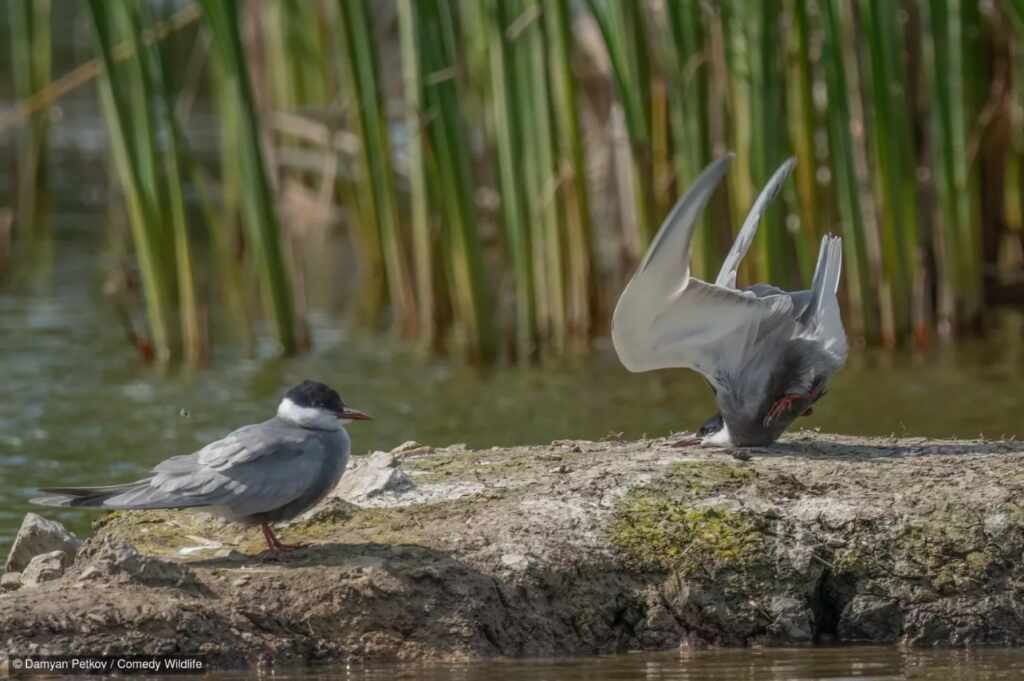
[764,395,800,427]
[260,523,308,554]
[274,541,308,551]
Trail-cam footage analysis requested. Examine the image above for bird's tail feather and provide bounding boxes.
[32,479,207,510]
[32,479,151,508]
[800,234,843,324]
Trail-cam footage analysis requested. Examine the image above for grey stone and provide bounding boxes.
[767,595,814,642]
[838,595,903,642]
[21,551,71,588]
[330,450,413,502]
[4,513,81,573]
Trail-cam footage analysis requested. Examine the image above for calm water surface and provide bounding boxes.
[140,647,1024,680]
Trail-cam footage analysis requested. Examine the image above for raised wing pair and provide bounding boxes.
[612,154,847,446]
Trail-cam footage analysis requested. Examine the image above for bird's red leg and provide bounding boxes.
[260,523,306,552]
[260,523,280,552]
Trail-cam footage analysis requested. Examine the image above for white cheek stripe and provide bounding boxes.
[277,398,341,430]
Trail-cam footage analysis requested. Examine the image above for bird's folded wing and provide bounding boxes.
[195,421,307,469]
[93,425,330,514]
[133,438,329,515]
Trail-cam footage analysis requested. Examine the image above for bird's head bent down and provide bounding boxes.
[701,336,842,447]
[277,380,372,430]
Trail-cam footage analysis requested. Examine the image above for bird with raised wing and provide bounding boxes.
[32,380,370,553]
[612,154,847,447]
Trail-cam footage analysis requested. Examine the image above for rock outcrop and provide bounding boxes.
[2,432,1023,669]
[4,512,81,573]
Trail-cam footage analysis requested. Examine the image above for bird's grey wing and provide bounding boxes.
[645,280,796,379]
[630,154,734,293]
[714,157,796,289]
[613,153,796,380]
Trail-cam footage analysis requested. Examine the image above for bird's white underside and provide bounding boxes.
[701,422,733,447]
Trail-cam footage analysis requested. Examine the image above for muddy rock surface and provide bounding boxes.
[2,432,1023,668]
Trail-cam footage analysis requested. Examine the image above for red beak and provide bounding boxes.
[339,407,372,421]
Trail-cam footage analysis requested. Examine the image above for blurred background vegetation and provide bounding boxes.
[3,0,1024,366]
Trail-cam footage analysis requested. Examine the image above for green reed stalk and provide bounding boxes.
[149,6,203,365]
[207,57,255,347]
[721,2,757,280]
[923,0,965,333]
[585,0,655,253]
[958,0,985,325]
[267,0,328,110]
[9,0,51,241]
[788,0,820,282]
[88,0,176,361]
[665,0,715,279]
[522,0,566,353]
[862,0,917,339]
[747,0,790,286]
[416,0,496,362]
[509,1,551,345]
[336,0,418,338]
[487,0,536,358]
[546,0,594,349]
[819,0,874,340]
[200,0,297,354]
[398,0,440,353]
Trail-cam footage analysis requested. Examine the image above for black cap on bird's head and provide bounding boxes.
[283,380,371,422]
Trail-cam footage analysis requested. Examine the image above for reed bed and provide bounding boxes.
[8,0,51,248]
[8,1,1024,363]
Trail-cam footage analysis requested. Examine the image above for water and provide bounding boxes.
[144,647,1024,680]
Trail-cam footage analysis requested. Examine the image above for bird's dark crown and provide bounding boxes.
[284,380,344,412]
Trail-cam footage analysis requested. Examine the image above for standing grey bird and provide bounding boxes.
[612,154,847,447]
[32,380,370,552]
